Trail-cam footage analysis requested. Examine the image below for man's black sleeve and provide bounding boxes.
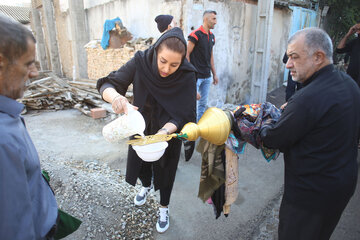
[260,99,314,150]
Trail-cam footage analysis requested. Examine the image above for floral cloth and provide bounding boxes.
[232,102,281,162]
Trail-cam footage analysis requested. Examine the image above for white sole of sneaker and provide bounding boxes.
[156,222,169,233]
[156,208,169,233]
[134,192,148,206]
[133,186,153,206]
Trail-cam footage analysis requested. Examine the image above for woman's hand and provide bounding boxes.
[111,94,127,114]
[102,88,138,114]
[156,123,177,135]
[156,128,169,135]
[111,95,139,114]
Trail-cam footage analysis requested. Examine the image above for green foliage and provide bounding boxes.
[319,0,360,62]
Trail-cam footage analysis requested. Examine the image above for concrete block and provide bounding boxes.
[91,108,106,119]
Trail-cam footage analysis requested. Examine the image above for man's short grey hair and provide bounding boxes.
[288,27,333,63]
[0,14,35,63]
[203,10,217,16]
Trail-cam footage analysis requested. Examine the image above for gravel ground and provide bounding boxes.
[26,109,359,240]
[38,150,158,240]
[27,109,283,240]
[251,193,282,240]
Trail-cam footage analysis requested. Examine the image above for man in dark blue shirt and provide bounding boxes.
[261,28,360,240]
[0,15,58,239]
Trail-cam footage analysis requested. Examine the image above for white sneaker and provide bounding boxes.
[156,207,169,233]
[134,185,152,206]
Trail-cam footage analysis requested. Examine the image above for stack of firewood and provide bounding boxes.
[21,72,133,116]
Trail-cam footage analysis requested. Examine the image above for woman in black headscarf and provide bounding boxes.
[97,27,196,233]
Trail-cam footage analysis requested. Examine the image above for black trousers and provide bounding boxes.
[278,198,345,240]
[138,161,173,206]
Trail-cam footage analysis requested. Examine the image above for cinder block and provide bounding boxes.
[91,108,106,119]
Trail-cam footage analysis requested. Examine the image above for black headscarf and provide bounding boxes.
[134,27,197,129]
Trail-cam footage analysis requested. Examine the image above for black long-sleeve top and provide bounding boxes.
[96,27,197,190]
[261,64,360,213]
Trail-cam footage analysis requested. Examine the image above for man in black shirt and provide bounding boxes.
[261,27,360,240]
[336,23,360,86]
[186,10,219,122]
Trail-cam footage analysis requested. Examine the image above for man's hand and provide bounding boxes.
[186,41,195,62]
[337,23,360,49]
[280,102,288,110]
[213,75,219,85]
[347,23,360,36]
[196,92,201,100]
[234,106,246,118]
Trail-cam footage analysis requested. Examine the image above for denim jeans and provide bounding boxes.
[196,76,212,122]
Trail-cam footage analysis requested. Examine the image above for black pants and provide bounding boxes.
[278,198,344,240]
[138,161,173,206]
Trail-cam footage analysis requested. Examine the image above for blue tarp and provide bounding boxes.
[283,7,318,82]
[100,17,122,50]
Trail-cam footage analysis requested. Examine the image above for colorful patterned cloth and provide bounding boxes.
[232,102,281,162]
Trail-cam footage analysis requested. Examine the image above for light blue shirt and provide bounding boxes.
[0,95,58,240]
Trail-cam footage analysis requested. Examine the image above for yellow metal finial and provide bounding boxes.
[126,107,231,146]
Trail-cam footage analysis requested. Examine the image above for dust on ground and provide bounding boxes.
[25,108,360,240]
[26,110,158,240]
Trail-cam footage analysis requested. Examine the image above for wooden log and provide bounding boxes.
[69,81,97,88]
[29,77,53,86]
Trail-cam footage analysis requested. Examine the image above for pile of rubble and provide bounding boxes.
[21,71,133,117]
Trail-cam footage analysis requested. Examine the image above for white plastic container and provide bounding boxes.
[102,104,145,143]
[132,141,168,162]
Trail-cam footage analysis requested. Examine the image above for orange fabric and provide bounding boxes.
[189,31,198,41]
[190,25,214,42]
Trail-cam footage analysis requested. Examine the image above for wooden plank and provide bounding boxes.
[29,77,53,85]
[69,81,97,88]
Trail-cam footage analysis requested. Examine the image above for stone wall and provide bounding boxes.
[85,39,151,80]
[45,0,308,106]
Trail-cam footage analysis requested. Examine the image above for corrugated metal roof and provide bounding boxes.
[0,5,30,24]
